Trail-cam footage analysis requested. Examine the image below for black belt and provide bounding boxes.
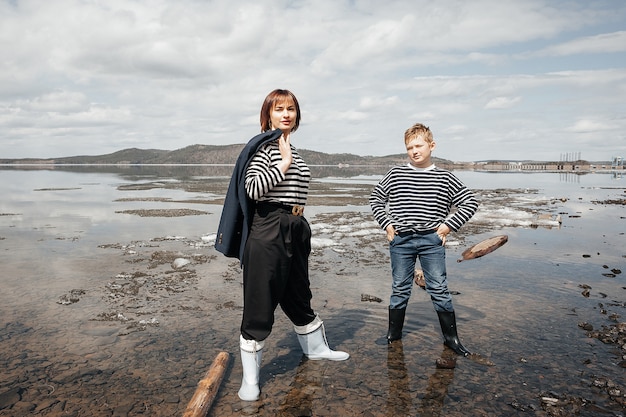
[396,229,435,237]
[257,201,305,216]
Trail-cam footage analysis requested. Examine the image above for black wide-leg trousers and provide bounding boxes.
[240,204,315,341]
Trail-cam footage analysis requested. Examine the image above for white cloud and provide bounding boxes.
[442,125,468,135]
[567,119,616,133]
[534,31,626,57]
[337,110,370,122]
[17,91,88,113]
[485,96,521,109]
[359,96,399,110]
[0,0,625,161]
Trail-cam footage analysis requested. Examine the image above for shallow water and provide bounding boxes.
[0,166,624,416]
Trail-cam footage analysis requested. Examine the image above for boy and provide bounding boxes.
[369,123,478,355]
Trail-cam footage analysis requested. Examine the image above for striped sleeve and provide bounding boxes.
[245,145,285,200]
[244,142,310,205]
[445,174,478,231]
[369,172,393,231]
[369,165,477,233]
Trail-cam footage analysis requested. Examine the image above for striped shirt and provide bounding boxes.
[370,164,478,233]
[245,140,310,205]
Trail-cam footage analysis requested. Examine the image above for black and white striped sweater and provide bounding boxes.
[245,141,310,206]
[370,164,477,233]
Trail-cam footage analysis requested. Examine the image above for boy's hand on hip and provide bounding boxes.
[385,225,396,242]
[436,224,451,246]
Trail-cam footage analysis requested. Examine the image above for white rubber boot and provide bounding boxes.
[238,335,264,401]
[294,315,349,361]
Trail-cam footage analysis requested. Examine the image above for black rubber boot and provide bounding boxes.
[387,307,406,344]
[437,311,471,356]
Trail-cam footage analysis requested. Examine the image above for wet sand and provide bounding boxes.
[0,171,624,416]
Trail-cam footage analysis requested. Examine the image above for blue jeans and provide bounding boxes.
[389,231,454,312]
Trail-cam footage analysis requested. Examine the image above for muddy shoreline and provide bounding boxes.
[0,173,624,416]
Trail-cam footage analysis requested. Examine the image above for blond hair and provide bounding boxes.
[404,123,433,145]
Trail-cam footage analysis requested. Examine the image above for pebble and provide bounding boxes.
[435,357,456,369]
[172,258,191,269]
[541,396,559,405]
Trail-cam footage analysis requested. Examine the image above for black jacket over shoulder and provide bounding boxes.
[215,129,283,262]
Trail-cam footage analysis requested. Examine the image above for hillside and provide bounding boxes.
[0,144,445,166]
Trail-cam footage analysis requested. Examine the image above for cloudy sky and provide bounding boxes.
[1,0,625,162]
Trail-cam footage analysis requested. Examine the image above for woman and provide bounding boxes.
[234,89,349,401]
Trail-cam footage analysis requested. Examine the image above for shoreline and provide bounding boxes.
[0,170,624,416]
[1,162,624,173]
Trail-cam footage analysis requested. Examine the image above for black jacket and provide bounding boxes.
[214,129,283,261]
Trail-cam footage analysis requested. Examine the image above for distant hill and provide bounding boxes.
[6,144,611,170]
[0,143,453,167]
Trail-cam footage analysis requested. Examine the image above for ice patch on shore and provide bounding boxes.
[470,207,562,229]
[161,235,187,240]
[311,237,341,249]
[194,188,563,254]
[312,220,380,238]
[201,234,216,244]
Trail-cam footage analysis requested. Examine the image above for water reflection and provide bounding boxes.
[417,348,458,417]
[0,167,624,416]
[386,341,411,416]
[0,163,392,181]
[385,341,458,417]
[276,358,318,417]
[558,172,582,183]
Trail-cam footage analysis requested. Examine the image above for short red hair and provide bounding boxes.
[260,89,301,132]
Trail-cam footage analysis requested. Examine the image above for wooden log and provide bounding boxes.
[457,235,508,262]
[182,351,230,417]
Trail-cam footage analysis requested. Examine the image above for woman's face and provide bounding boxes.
[270,98,297,133]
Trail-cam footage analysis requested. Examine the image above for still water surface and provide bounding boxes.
[0,166,624,416]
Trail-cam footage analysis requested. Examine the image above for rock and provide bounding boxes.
[467,353,496,366]
[0,387,22,410]
[10,402,36,415]
[360,294,382,303]
[171,258,191,269]
[163,394,180,404]
[57,289,86,305]
[34,398,60,413]
[435,357,456,369]
[414,269,425,288]
[541,396,559,405]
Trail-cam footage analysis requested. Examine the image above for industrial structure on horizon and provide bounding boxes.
[472,154,624,173]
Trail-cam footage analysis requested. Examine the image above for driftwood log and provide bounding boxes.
[182,351,230,417]
[457,235,508,262]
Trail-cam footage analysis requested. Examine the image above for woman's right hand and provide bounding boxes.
[277,133,293,173]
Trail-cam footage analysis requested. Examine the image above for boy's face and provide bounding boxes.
[406,135,435,168]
